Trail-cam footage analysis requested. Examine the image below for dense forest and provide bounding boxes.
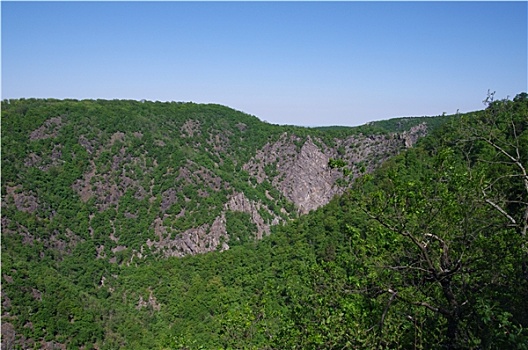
[1,93,527,349]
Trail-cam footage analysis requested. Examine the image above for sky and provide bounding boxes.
[2,1,527,127]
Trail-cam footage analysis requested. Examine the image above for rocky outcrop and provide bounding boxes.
[1,322,16,350]
[273,138,340,214]
[243,125,427,215]
[4,186,39,213]
[29,116,63,140]
[136,288,161,311]
[225,192,279,239]
[243,133,300,185]
[145,191,281,257]
[146,215,229,257]
[181,119,201,137]
[401,123,428,148]
[71,136,150,211]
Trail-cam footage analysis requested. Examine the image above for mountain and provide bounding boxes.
[1,98,434,260]
[2,95,526,349]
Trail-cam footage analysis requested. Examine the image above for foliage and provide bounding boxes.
[1,94,526,349]
[328,158,347,169]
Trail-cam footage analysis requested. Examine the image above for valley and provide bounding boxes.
[2,95,527,349]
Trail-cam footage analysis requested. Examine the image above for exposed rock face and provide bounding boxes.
[146,191,280,257]
[243,133,299,185]
[161,189,178,212]
[243,125,427,215]
[79,135,96,154]
[181,119,201,137]
[147,215,229,257]
[225,192,276,239]
[29,116,63,140]
[1,322,16,350]
[71,134,150,211]
[275,138,339,214]
[242,134,342,214]
[401,123,428,148]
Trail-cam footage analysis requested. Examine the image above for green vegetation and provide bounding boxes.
[225,211,257,246]
[1,94,526,349]
[328,158,347,169]
[365,114,453,133]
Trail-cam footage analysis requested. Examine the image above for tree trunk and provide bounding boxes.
[441,277,460,349]
[445,313,460,350]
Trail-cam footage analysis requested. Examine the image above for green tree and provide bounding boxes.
[351,93,528,348]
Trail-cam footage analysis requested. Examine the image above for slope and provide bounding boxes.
[2,97,455,348]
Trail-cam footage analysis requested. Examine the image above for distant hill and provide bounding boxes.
[1,98,437,259]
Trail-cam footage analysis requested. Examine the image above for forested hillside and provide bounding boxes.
[1,99,433,258]
[1,94,526,349]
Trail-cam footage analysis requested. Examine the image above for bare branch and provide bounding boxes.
[481,137,528,194]
[387,288,450,317]
[412,300,440,313]
[378,289,398,350]
[522,206,528,238]
[383,265,430,274]
[424,233,447,247]
[361,207,439,275]
[403,231,437,273]
[483,197,517,226]
[481,174,527,193]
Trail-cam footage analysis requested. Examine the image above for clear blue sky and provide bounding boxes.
[2,1,527,127]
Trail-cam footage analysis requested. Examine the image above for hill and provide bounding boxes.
[2,94,526,348]
[1,98,436,260]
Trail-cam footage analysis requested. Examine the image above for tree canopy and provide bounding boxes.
[1,94,527,349]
